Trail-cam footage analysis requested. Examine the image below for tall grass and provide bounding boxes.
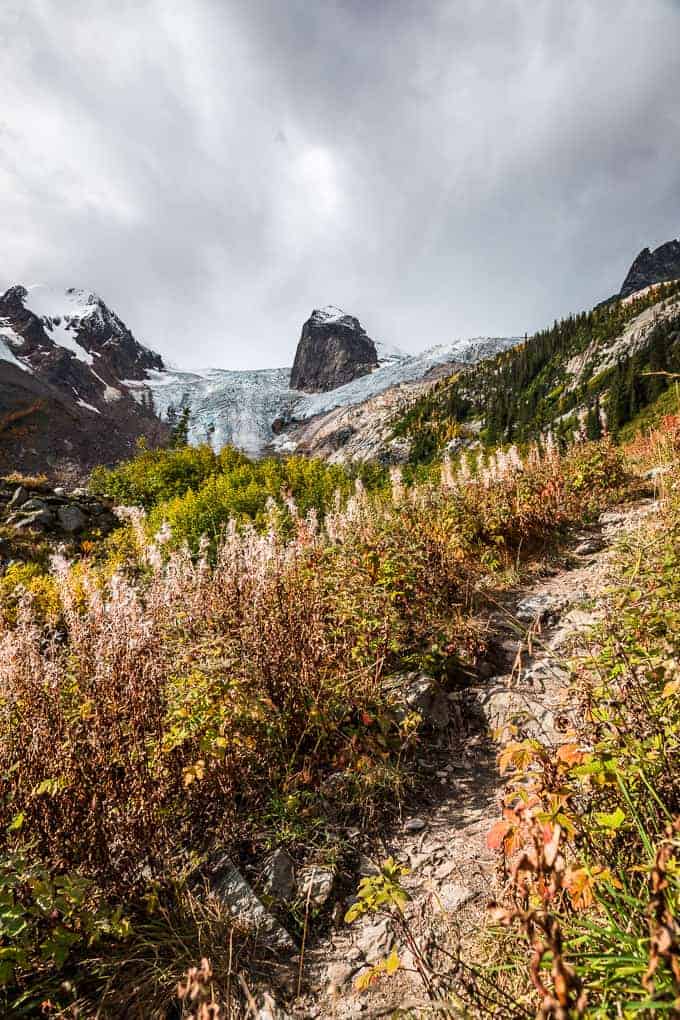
[0,436,625,1013]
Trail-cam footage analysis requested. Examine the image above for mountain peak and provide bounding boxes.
[290,307,378,392]
[619,238,680,298]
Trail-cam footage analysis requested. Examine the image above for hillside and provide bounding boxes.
[391,280,680,465]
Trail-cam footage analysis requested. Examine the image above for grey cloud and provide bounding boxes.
[1,0,679,369]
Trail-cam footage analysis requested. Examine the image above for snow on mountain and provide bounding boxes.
[0,321,32,373]
[141,335,519,457]
[294,336,518,419]
[22,286,99,364]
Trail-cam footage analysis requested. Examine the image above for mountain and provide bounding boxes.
[138,331,519,461]
[389,279,680,465]
[0,285,166,477]
[290,306,379,391]
[6,234,677,477]
[619,238,680,298]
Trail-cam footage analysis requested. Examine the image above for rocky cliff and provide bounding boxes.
[619,238,680,298]
[0,285,167,478]
[290,306,378,392]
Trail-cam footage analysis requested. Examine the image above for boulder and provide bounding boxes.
[205,854,295,951]
[574,536,604,556]
[404,817,427,832]
[20,498,49,512]
[8,486,29,510]
[13,509,54,530]
[57,505,88,533]
[515,594,568,625]
[298,865,335,908]
[262,849,296,903]
[354,918,394,963]
[386,672,450,729]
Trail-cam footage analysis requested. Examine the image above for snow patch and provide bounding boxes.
[76,398,101,414]
[0,321,33,374]
[24,285,98,365]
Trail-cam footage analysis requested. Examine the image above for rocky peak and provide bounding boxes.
[0,284,163,381]
[0,283,168,478]
[619,238,680,299]
[290,306,378,393]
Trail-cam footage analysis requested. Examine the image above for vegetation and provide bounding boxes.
[90,442,387,550]
[483,417,680,1017]
[393,283,680,464]
[1,287,679,1014]
[0,431,626,1014]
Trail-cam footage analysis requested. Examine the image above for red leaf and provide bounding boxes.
[486,819,512,850]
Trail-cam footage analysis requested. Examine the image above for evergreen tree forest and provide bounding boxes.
[393,281,680,464]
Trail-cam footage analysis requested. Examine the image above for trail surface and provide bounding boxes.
[289,497,659,1019]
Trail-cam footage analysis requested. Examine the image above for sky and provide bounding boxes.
[1,1,679,371]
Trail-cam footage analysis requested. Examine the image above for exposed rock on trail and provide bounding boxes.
[288,497,660,1018]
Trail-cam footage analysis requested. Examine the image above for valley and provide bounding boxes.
[0,239,679,1019]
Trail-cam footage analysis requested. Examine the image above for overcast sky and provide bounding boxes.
[1,1,679,370]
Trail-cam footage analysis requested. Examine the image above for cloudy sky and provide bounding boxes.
[1,1,679,370]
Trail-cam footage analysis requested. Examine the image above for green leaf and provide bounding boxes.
[594,807,626,832]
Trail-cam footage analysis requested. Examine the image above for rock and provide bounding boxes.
[355,918,394,963]
[57,505,88,533]
[8,486,29,509]
[644,464,673,481]
[387,672,450,729]
[434,882,475,913]
[358,855,379,877]
[515,594,568,625]
[256,993,293,1020]
[298,865,335,908]
[326,961,355,992]
[404,817,427,833]
[13,509,54,530]
[290,307,378,393]
[18,497,48,512]
[599,509,627,526]
[53,486,66,497]
[619,238,680,298]
[574,536,604,556]
[262,849,296,903]
[205,854,295,951]
[463,682,563,743]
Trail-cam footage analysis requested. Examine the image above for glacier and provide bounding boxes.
[138,335,520,457]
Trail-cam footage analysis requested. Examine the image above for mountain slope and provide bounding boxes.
[619,237,680,298]
[390,280,680,465]
[0,285,166,476]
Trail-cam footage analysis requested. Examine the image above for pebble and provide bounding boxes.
[404,817,426,832]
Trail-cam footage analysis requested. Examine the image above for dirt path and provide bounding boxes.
[288,497,659,1019]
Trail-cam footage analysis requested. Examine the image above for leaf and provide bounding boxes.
[7,812,24,832]
[384,949,401,975]
[594,807,626,832]
[486,819,512,851]
[556,743,585,766]
[662,679,680,698]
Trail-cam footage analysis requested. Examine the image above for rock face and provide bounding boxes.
[0,284,167,477]
[290,307,378,393]
[619,239,680,298]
